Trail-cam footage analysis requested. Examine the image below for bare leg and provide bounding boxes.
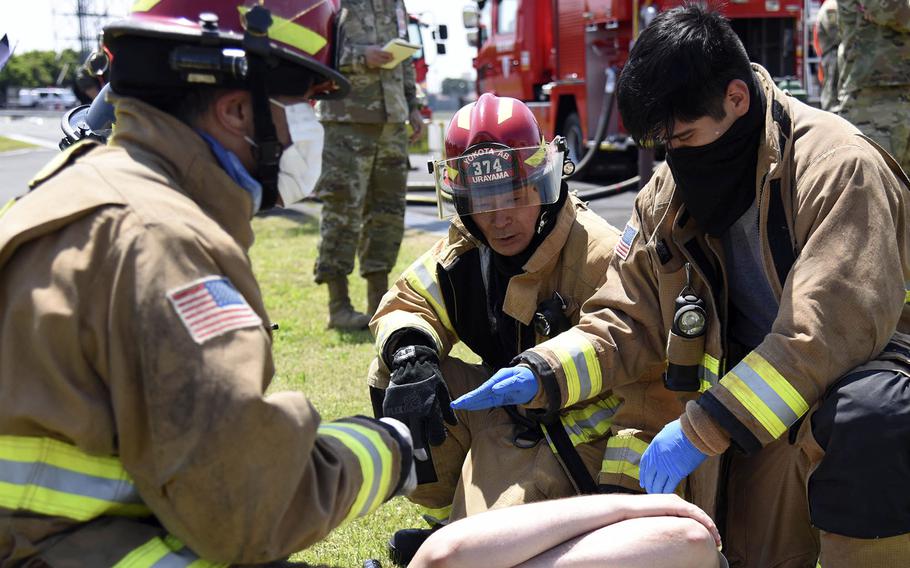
[516,516,719,568]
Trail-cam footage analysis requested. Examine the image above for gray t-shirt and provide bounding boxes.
[721,201,780,349]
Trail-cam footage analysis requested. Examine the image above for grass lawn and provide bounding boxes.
[0,136,37,152]
[250,208,473,567]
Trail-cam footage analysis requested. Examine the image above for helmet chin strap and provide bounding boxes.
[243,5,282,210]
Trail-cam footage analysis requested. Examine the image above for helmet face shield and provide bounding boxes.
[433,140,564,219]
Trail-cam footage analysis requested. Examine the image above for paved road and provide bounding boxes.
[1,112,639,233]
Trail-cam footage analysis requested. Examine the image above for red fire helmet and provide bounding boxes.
[432,93,565,218]
[104,0,349,98]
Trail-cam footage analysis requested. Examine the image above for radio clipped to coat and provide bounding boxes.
[664,263,707,391]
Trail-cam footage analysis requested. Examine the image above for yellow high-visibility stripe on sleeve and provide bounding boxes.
[403,251,456,335]
[237,7,327,56]
[699,352,721,393]
[543,330,603,407]
[374,311,444,356]
[904,282,910,303]
[720,352,809,439]
[600,434,649,481]
[0,436,151,522]
[113,534,227,568]
[561,395,622,446]
[318,422,394,523]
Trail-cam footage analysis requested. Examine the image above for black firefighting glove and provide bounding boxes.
[382,345,458,461]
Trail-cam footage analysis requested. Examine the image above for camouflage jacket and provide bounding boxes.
[815,0,840,111]
[837,0,910,95]
[316,0,418,124]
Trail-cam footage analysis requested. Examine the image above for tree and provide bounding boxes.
[0,49,82,96]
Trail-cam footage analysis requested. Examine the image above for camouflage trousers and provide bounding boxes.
[839,87,910,174]
[314,121,408,283]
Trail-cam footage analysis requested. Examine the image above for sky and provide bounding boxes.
[3,0,476,93]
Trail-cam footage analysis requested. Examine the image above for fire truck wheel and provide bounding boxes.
[562,112,589,180]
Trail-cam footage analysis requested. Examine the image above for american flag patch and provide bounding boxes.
[614,222,639,260]
[167,276,262,344]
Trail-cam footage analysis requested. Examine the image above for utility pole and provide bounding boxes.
[71,1,111,59]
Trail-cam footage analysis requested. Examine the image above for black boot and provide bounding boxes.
[387,528,434,567]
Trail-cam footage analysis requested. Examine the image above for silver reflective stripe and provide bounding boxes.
[0,458,143,504]
[699,365,718,384]
[411,261,444,309]
[602,445,643,467]
[320,425,382,517]
[732,360,800,427]
[564,406,617,439]
[151,547,201,568]
[566,344,594,401]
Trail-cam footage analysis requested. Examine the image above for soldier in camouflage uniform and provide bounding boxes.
[836,0,910,172]
[814,0,840,111]
[314,0,424,330]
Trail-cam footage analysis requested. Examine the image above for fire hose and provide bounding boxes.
[567,66,617,180]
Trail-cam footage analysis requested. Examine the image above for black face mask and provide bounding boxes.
[665,82,766,236]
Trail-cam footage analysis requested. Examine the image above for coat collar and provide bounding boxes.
[107,95,256,250]
[444,194,581,324]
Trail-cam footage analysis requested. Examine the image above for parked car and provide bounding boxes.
[17,88,78,110]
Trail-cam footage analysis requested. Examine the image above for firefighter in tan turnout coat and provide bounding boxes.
[368,94,621,563]
[454,6,910,568]
[0,2,415,566]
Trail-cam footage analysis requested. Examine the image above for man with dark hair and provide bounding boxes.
[0,2,415,565]
[453,4,910,567]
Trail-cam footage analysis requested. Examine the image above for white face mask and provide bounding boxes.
[270,99,324,206]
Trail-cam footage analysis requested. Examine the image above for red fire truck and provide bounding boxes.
[464,0,809,177]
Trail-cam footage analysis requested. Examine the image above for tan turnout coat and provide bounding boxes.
[0,97,407,566]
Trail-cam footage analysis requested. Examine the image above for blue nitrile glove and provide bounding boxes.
[450,365,538,411]
[639,419,707,494]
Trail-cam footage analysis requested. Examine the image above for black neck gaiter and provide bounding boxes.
[459,182,569,358]
[665,80,766,236]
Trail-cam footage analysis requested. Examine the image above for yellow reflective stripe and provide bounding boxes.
[318,422,394,522]
[419,504,452,522]
[0,481,149,521]
[904,281,910,303]
[1,436,126,480]
[561,395,621,446]
[403,252,455,335]
[112,535,227,568]
[723,372,786,438]
[699,353,722,392]
[545,331,602,407]
[0,198,15,218]
[745,353,808,417]
[113,536,171,568]
[720,352,809,439]
[375,311,443,355]
[600,435,649,481]
[237,7,327,56]
[130,0,161,11]
[0,436,151,521]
